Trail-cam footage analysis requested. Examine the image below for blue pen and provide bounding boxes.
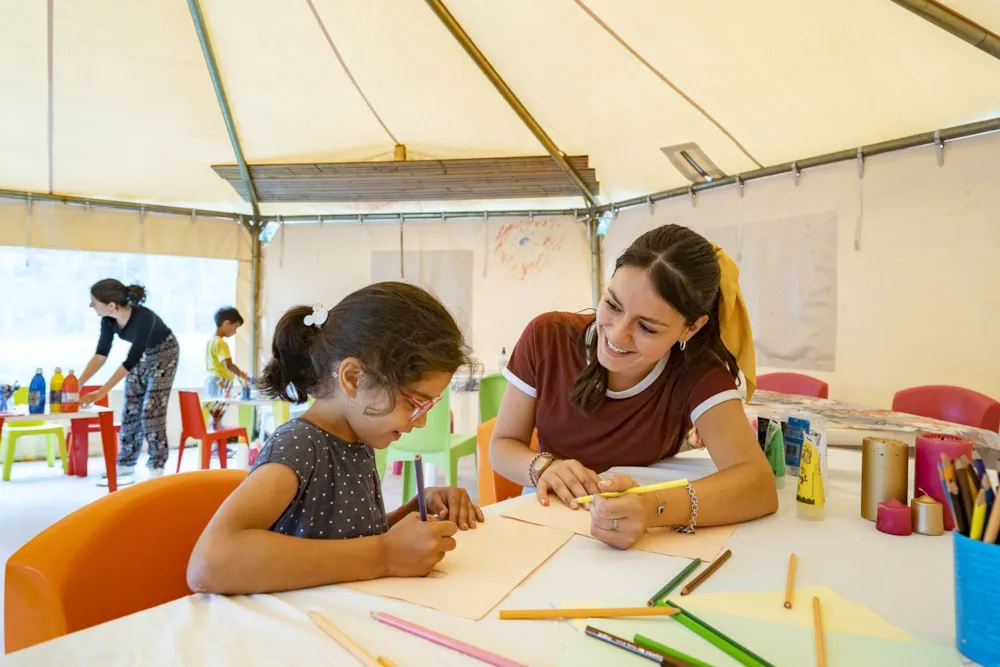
[414,454,428,521]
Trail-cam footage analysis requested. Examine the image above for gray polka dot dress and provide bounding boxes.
[250,418,387,540]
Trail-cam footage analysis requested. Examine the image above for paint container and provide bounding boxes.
[796,431,825,521]
[784,414,811,477]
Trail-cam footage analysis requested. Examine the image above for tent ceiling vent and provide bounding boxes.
[660,143,726,184]
[212,155,599,203]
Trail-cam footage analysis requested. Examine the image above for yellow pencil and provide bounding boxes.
[309,611,382,667]
[574,479,689,504]
[813,597,826,667]
[969,488,987,541]
[984,488,1000,544]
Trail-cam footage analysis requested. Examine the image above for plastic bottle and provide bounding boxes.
[498,347,507,372]
[28,369,46,414]
[49,368,64,413]
[62,370,80,413]
[796,431,826,521]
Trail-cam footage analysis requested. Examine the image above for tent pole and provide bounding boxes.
[249,221,262,376]
[422,0,599,212]
[588,215,601,309]
[888,0,1000,60]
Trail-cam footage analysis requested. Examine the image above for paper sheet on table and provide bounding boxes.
[678,585,916,642]
[555,610,964,667]
[500,495,734,562]
[344,516,573,620]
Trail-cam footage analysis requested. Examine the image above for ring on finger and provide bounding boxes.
[611,518,619,532]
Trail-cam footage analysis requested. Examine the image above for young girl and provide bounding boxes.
[188,282,484,594]
[79,279,179,479]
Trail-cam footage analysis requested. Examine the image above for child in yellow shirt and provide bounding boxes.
[205,307,250,430]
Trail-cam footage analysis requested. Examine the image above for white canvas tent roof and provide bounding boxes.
[2,0,999,217]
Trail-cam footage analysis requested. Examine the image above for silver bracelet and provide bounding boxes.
[673,484,698,534]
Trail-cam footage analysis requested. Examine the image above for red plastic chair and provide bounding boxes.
[176,391,248,472]
[892,385,1000,431]
[64,385,121,474]
[757,373,829,399]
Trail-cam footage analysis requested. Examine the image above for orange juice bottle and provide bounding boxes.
[62,371,80,413]
[50,368,64,413]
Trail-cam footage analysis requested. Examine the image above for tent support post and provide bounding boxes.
[422,0,599,213]
[249,220,262,376]
[889,0,1000,60]
[588,215,601,309]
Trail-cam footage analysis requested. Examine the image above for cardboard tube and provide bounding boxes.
[861,437,909,521]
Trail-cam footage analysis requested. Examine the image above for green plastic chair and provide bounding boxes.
[2,388,68,481]
[384,388,476,504]
[478,373,508,423]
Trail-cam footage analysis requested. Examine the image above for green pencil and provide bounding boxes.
[663,601,775,667]
[634,634,714,667]
[647,559,702,607]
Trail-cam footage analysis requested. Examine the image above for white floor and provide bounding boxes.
[0,450,478,648]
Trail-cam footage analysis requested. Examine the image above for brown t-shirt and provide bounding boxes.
[503,312,740,473]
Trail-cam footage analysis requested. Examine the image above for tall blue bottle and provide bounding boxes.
[28,368,46,414]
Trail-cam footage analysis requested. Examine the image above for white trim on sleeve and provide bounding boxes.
[690,389,742,424]
[502,367,537,399]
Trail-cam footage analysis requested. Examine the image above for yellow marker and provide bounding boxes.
[574,479,689,504]
[969,488,987,541]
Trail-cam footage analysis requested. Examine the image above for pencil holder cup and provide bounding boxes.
[954,531,1000,665]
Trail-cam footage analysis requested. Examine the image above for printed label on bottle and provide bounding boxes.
[29,391,43,408]
[50,390,62,404]
[63,392,80,403]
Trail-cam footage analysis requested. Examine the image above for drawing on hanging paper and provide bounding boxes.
[494,218,566,279]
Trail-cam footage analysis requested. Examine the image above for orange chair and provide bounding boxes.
[4,468,246,653]
[64,385,121,474]
[757,372,829,399]
[476,417,538,506]
[176,391,249,472]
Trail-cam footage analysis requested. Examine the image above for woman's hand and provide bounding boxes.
[80,387,108,409]
[588,475,655,550]
[537,459,602,508]
[424,487,485,530]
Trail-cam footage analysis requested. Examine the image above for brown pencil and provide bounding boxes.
[680,549,733,596]
[813,597,826,667]
[784,553,797,609]
[499,606,680,620]
[955,459,975,523]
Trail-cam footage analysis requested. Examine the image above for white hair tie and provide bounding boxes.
[303,303,328,328]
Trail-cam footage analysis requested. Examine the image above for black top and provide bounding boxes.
[96,305,172,371]
[250,418,388,540]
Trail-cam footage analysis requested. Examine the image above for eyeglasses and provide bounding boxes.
[399,390,443,423]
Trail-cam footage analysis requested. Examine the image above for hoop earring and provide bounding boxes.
[679,340,687,352]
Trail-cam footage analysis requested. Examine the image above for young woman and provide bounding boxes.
[490,224,778,550]
[187,283,484,595]
[79,279,178,478]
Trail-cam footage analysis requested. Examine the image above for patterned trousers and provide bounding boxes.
[119,334,179,469]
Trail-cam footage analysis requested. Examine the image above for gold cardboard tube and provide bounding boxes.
[910,494,945,536]
[861,437,909,521]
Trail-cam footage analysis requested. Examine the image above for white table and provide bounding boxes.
[0,408,123,491]
[1,450,962,666]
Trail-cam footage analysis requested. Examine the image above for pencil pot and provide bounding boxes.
[954,531,1000,665]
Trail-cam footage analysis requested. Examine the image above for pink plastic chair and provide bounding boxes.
[757,373,829,399]
[892,385,1000,431]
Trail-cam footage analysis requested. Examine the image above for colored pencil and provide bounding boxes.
[647,559,702,606]
[634,634,714,667]
[663,601,774,667]
[584,627,672,665]
[971,450,988,480]
[784,553,797,609]
[499,606,680,620]
[983,486,1000,544]
[813,597,826,667]
[666,606,769,667]
[680,549,732,596]
[955,459,975,528]
[972,450,995,516]
[376,659,398,667]
[937,463,961,533]
[309,611,382,667]
[413,454,428,521]
[970,488,987,541]
[574,478,690,504]
[372,612,526,667]
[940,454,964,526]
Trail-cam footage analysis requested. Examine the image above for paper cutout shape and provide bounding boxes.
[555,609,964,667]
[345,517,573,619]
[500,495,734,562]
[678,586,915,642]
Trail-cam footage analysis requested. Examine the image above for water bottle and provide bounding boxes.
[28,369,46,414]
